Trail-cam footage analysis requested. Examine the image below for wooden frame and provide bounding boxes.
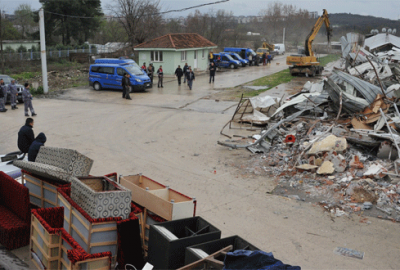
[58,190,119,264]
[22,171,62,208]
[120,174,196,221]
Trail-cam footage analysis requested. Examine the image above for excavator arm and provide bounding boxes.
[304,9,332,56]
[262,42,275,51]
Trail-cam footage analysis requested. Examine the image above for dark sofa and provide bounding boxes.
[0,171,31,249]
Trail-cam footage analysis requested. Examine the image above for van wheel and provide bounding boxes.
[93,82,101,91]
[230,64,235,69]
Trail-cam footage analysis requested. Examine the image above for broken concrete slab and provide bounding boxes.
[308,135,347,155]
[296,164,319,172]
[363,163,388,179]
[317,161,335,175]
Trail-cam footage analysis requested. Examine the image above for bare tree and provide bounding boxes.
[111,0,163,46]
[14,4,35,38]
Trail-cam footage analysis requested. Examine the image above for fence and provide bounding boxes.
[0,47,116,62]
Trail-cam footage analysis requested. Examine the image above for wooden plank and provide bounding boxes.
[72,209,90,230]
[60,258,70,269]
[43,198,57,206]
[90,241,117,247]
[29,192,42,199]
[176,245,233,270]
[43,185,57,192]
[87,223,92,253]
[71,224,89,244]
[91,226,117,233]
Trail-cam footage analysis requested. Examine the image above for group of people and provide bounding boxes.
[17,117,46,162]
[174,63,196,90]
[261,53,273,65]
[0,78,37,117]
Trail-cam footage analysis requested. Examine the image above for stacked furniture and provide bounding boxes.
[0,171,31,250]
[148,216,221,269]
[120,174,196,254]
[30,207,112,270]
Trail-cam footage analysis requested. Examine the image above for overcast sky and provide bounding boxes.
[1,0,400,20]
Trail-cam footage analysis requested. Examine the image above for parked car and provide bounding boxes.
[212,53,240,69]
[0,75,24,104]
[225,52,249,67]
[223,47,257,66]
[274,44,286,55]
[89,58,151,91]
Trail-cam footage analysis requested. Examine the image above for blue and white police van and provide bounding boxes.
[89,58,151,91]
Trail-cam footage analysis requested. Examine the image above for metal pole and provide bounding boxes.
[39,8,48,94]
[283,28,285,45]
[0,10,4,74]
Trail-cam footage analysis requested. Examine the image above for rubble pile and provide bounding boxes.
[219,32,400,221]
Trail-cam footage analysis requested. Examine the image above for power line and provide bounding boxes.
[43,0,230,19]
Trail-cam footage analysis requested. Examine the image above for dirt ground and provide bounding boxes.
[1,56,400,269]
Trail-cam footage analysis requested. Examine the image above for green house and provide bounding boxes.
[134,33,218,75]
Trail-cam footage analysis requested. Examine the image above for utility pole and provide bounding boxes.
[283,27,285,45]
[0,9,4,74]
[39,8,48,94]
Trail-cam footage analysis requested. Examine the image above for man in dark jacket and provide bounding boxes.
[28,132,46,162]
[0,79,6,112]
[209,62,216,83]
[121,73,132,100]
[186,67,195,90]
[147,64,154,87]
[18,118,34,154]
[175,65,183,85]
[157,65,164,88]
[183,63,189,84]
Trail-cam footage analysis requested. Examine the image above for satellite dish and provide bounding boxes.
[382,28,387,33]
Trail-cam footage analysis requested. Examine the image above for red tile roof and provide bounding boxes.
[134,33,217,49]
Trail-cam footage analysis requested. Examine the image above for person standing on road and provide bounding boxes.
[0,79,6,112]
[147,64,154,87]
[186,67,195,90]
[175,65,183,85]
[183,63,189,84]
[121,73,132,100]
[267,54,272,65]
[28,132,46,162]
[248,53,253,66]
[22,83,36,117]
[141,62,147,70]
[262,53,266,66]
[18,117,35,156]
[8,79,18,110]
[209,62,216,83]
[157,65,164,88]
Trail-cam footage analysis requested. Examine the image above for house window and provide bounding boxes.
[202,49,205,59]
[181,51,187,61]
[150,51,163,62]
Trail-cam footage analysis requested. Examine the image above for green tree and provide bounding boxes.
[40,0,103,45]
[1,17,22,40]
[14,4,35,38]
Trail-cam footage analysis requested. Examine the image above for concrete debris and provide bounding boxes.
[218,31,400,218]
[308,135,347,155]
[317,161,335,175]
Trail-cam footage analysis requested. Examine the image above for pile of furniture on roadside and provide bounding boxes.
[0,146,300,270]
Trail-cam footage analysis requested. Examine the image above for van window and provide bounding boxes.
[117,68,126,76]
[91,66,114,74]
[91,66,100,73]
[222,56,229,61]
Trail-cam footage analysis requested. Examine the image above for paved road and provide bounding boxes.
[1,55,399,269]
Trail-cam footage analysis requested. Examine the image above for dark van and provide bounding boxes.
[89,58,151,91]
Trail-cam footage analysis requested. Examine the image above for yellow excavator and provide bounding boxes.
[286,9,332,77]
